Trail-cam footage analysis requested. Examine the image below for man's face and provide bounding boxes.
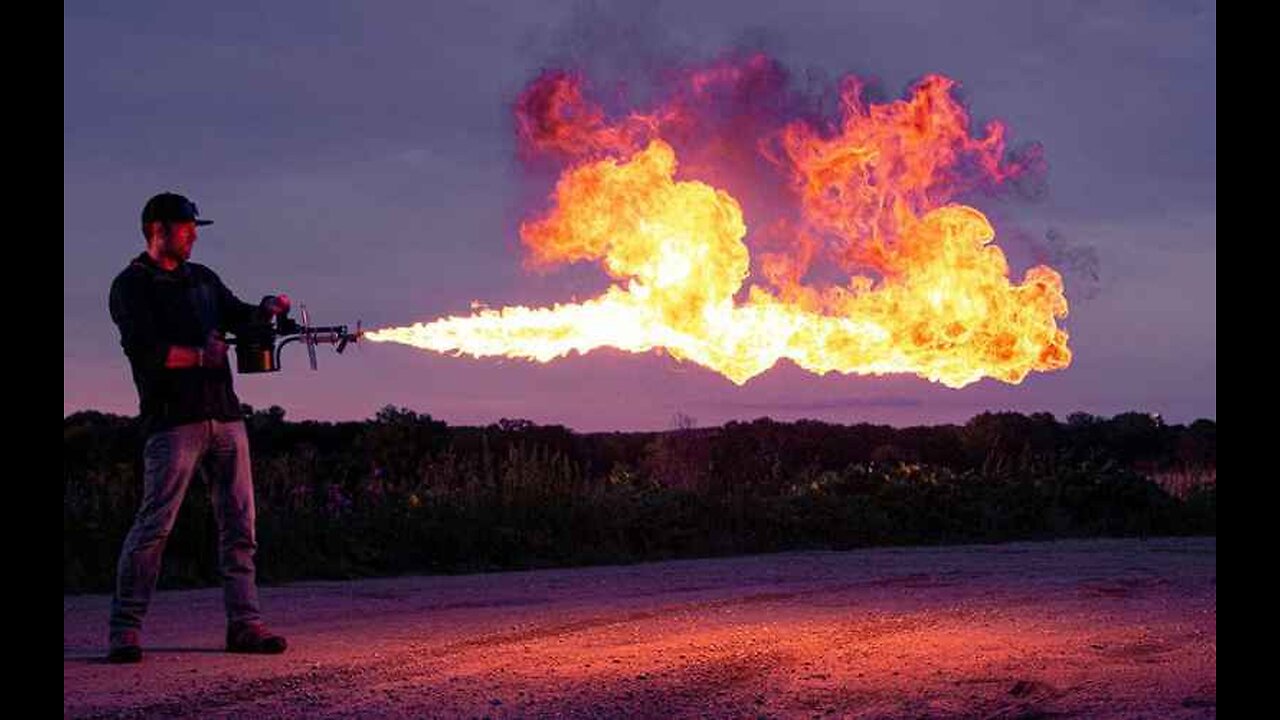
[158,221,198,263]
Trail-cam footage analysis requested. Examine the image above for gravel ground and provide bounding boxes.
[64,536,1216,719]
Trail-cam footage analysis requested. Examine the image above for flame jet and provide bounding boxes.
[366,63,1071,387]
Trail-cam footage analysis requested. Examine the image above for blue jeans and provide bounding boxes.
[109,419,262,635]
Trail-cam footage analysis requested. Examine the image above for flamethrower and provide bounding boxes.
[226,304,362,373]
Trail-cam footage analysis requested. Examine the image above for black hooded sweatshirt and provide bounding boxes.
[108,252,264,435]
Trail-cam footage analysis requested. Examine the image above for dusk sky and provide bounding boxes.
[64,0,1215,432]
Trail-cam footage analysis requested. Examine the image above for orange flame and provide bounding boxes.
[366,63,1070,387]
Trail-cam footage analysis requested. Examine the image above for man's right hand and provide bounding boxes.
[262,293,291,317]
[201,330,229,369]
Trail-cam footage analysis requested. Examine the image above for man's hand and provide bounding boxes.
[201,330,229,369]
[262,293,291,316]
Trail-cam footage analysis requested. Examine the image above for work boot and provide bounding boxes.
[107,628,142,664]
[226,621,288,654]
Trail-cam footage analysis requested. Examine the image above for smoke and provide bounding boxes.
[1037,228,1101,299]
[520,0,685,108]
[1000,225,1100,300]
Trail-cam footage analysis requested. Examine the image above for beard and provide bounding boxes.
[162,237,192,263]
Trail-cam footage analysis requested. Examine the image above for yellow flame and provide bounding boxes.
[366,140,1069,386]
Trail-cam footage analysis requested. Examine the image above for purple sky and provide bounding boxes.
[64,0,1215,432]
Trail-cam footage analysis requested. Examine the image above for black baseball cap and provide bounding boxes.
[141,192,214,226]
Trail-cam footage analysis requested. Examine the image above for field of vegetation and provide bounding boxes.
[64,406,1215,593]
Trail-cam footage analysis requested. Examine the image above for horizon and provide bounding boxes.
[64,401,1209,435]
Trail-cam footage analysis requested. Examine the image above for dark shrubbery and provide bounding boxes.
[64,407,1216,593]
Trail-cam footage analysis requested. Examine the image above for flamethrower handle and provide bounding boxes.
[300,305,317,371]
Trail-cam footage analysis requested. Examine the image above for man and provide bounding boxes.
[106,192,290,663]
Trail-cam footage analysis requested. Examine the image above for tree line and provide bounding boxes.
[64,406,1215,593]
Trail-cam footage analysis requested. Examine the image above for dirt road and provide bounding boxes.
[64,537,1216,719]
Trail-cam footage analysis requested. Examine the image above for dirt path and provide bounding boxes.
[64,537,1216,719]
